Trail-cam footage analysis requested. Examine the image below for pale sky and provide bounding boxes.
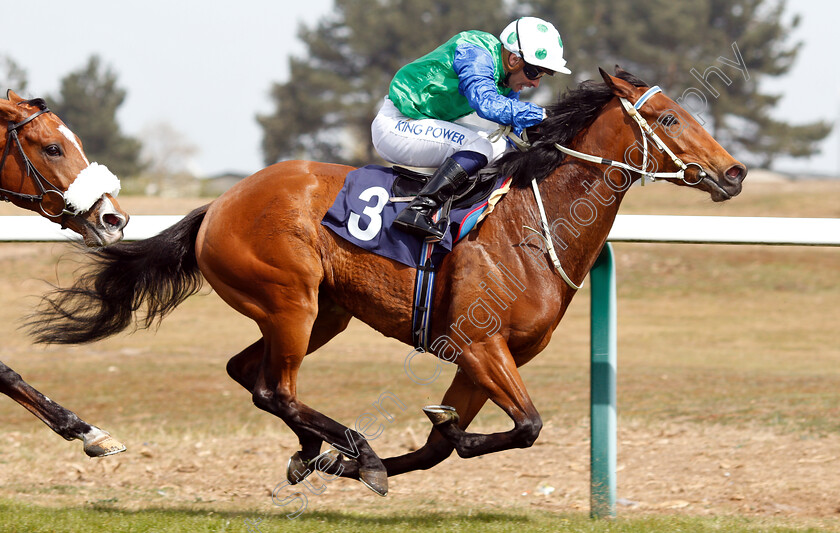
[3,0,837,178]
[761,0,839,176]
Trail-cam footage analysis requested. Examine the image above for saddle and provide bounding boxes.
[390,166,499,209]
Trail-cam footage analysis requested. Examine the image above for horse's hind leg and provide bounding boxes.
[0,361,125,457]
[226,339,264,392]
[253,319,388,495]
[226,293,351,393]
[223,295,386,491]
[227,300,352,481]
[228,340,324,475]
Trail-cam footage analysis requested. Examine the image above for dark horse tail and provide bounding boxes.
[27,204,210,345]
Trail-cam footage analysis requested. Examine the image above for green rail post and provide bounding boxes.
[590,243,616,518]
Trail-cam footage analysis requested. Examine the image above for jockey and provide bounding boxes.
[372,16,572,241]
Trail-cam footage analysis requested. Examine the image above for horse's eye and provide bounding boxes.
[660,114,679,127]
[45,144,62,157]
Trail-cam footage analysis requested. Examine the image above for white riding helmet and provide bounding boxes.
[500,17,571,75]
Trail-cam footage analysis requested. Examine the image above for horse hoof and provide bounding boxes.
[83,433,126,458]
[423,405,459,426]
[313,449,344,475]
[359,469,388,497]
[286,452,313,484]
[287,449,341,484]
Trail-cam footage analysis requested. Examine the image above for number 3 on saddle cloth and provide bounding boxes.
[322,165,511,351]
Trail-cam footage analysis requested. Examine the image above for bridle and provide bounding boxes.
[0,103,75,218]
[526,85,710,290]
[554,85,709,185]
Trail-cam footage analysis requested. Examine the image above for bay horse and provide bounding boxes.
[1,90,129,457]
[28,68,746,492]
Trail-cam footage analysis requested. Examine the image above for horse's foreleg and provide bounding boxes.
[376,368,488,476]
[425,337,542,459]
[0,361,125,457]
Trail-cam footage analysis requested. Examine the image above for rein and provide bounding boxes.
[0,105,74,218]
[526,85,710,290]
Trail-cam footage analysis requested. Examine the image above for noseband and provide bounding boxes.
[0,104,74,218]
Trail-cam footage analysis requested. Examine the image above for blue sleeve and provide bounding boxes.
[453,43,545,132]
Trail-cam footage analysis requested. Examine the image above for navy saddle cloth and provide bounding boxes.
[322,165,508,268]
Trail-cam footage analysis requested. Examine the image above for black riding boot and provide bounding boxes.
[394,157,473,241]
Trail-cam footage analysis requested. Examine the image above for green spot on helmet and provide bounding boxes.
[500,16,571,75]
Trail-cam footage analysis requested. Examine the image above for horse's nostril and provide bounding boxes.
[726,165,745,182]
[102,213,124,230]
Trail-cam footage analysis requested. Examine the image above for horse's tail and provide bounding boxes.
[27,204,211,345]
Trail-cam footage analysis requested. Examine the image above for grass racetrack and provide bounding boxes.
[0,178,838,532]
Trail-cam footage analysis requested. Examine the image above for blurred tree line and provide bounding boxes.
[1,54,144,178]
[259,0,831,169]
[2,54,198,194]
[1,0,832,178]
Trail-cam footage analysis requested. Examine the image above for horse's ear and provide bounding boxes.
[599,67,637,100]
[0,98,18,121]
[0,91,27,121]
[6,89,23,103]
[613,65,632,78]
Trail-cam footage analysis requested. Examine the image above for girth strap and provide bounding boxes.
[411,216,443,351]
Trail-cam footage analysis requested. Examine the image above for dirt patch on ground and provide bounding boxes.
[1,415,839,523]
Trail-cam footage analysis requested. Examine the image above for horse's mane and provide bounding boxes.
[492,69,649,188]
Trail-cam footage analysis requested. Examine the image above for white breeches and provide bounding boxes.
[371,97,510,168]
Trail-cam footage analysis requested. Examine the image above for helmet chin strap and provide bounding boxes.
[501,72,512,88]
[500,50,524,88]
